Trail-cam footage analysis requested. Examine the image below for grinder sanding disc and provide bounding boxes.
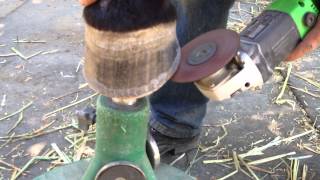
[171,29,240,83]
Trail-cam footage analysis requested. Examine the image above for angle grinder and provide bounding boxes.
[172,0,319,101]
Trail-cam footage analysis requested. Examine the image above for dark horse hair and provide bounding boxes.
[83,0,177,32]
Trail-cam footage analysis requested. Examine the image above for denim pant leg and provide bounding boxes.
[150,0,236,138]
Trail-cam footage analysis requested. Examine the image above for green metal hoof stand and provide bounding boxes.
[35,96,194,180]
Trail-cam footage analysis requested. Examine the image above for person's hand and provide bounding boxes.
[286,17,320,61]
[79,0,97,6]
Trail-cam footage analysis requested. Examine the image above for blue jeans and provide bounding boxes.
[150,0,236,138]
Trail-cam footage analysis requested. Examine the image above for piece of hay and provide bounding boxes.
[73,136,88,161]
[247,152,296,165]
[7,111,24,134]
[201,126,228,152]
[170,153,186,166]
[0,160,22,171]
[293,73,320,89]
[302,164,308,180]
[13,39,46,43]
[217,152,240,180]
[0,101,33,121]
[275,63,296,109]
[239,130,314,159]
[290,159,299,180]
[12,155,57,180]
[0,120,73,143]
[289,86,320,98]
[11,47,43,60]
[41,49,59,55]
[0,53,17,57]
[51,143,72,164]
[203,158,233,164]
[287,155,313,160]
[1,94,6,107]
[238,156,260,180]
[43,93,98,118]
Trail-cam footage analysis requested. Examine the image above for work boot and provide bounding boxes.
[150,127,200,156]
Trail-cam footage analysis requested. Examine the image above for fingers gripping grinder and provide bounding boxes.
[172,0,319,100]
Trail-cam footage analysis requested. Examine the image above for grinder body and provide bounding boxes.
[241,0,319,82]
[196,0,319,100]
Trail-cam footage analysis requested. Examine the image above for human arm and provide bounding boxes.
[287,17,320,61]
[79,0,96,6]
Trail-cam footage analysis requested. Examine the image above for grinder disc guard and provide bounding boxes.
[171,29,240,83]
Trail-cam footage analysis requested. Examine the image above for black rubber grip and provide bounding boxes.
[240,10,301,82]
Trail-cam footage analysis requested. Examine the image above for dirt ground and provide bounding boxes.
[0,1,319,180]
